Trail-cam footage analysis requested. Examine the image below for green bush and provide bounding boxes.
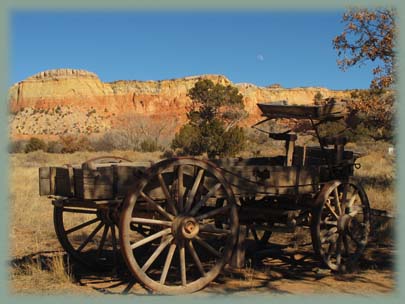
[24,137,47,153]
[172,124,202,156]
[139,138,160,152]
[172,79,246,158]
[222,126,246,156]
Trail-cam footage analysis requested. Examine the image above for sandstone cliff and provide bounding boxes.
[8,68,352,140]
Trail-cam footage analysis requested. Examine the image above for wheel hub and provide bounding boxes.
[97,205,119,225]
[172,216,199,239]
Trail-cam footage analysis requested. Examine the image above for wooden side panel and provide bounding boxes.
[39,166,73,197]
[74,167,114,200]
[73,163,151,200]
[221,165,320,196]
[39,167,52,196]
[115,166,147,196]
[54,167,74,197]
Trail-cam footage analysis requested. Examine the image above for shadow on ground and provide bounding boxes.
[10,237,395,295]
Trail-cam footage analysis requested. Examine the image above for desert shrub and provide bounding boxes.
[91,130,139,151]
[46,141,64,153]
[139,138,160,152]
[161,149,175,159]
[59,135,93,153]
[24,137,47,153]
[8,140,28,153]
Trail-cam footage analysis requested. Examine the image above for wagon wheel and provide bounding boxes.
[120,158,239,294]
[311,179,370,272]
[53,201,122,271]
[82,155,132,170]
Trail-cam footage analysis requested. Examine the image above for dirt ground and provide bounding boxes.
[10,230,395,296]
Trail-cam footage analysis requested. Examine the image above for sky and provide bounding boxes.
[10,10,381,90]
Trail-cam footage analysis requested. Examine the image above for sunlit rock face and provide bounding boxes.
[8,68,351,140]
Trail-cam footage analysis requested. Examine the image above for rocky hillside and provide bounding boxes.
[8,68,351,140]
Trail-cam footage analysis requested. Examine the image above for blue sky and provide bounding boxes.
[10,10,380,89]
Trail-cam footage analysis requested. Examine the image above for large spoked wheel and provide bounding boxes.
[311,179,371,272]
[120,158,239,294]
[53,201,121,271]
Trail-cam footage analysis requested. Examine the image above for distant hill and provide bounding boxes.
[8,68,351,140]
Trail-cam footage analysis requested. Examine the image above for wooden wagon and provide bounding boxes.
[39,101,371,294]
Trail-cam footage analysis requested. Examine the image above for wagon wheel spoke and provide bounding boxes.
[130,228,172,249]
[160,243,177,285]
[194,236,222,258]
[77,221,104,253]
[62,208,98,214]
[110,224,118,266]
[177,165,185,213]
[179,240,187,286]
[190,183,222,216]
[349,206,363,217]
[186,240,206,277]
[196,205,230,221]
[131,223,153,237]
[347,188,359,208]
[333,188,342,215]
[341,183,349,213]
[158,173,177,215]
[96,224,109,259]
[324,200,339,220]
[185,169,205,213]
[141,236,174,272]
[324,219,338,226]
[65,217,100,235]
[199,224,231,235]
[131,217,172,227]
[140,191,174,221]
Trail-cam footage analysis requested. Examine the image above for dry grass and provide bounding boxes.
[8,144,395,294]
[8,150,162,293]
